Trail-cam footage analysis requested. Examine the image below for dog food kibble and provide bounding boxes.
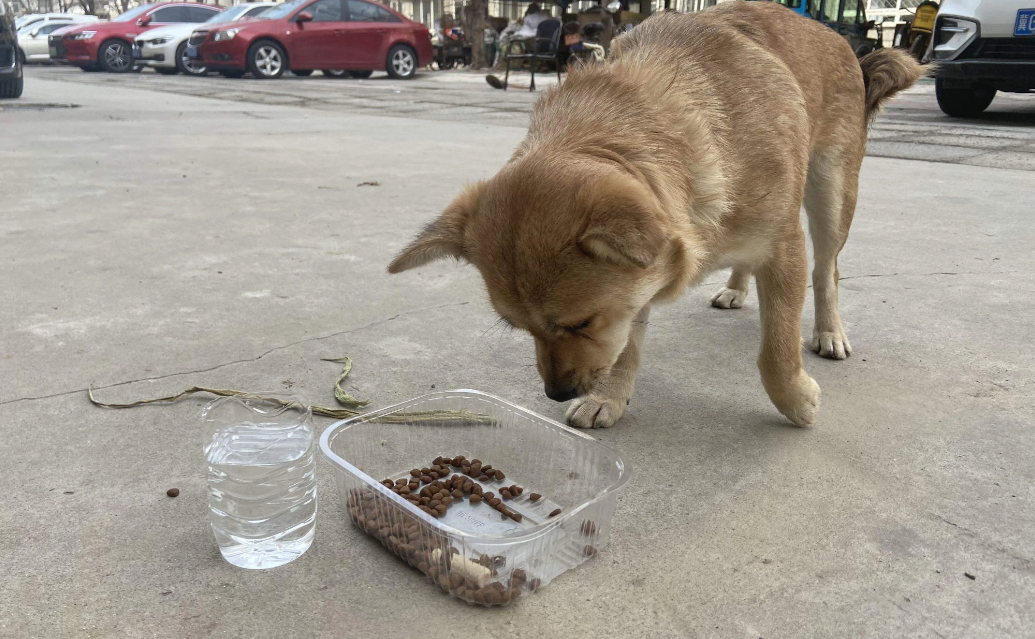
[420,474,432,484]
[470,494,483,504]
[510,485,523,496]
[581,520,597,536]
[584,545,597,557]
[500,489,512,500]
[442,496,454,506]
[494,470,506,481]
[549,508,562,517]
[483,492,495,500]
[166,488,179,498]
[410,469,421,478]
[510,512,523,522]
[481,465,493,473]
[489,497,502,507]
[382,479,394,488]
[529,493,541,501]
[452,489,464,499]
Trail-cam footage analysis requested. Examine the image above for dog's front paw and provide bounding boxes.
[710,286,748,309]
[811,328,852,360]
[768,372,821,427]
[565,394,628,429]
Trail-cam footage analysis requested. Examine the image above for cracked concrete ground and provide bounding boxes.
[2,70,1034,638]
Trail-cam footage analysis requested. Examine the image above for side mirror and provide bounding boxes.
[138,14,152,26]
[29,28,40,37]
[296,12,313,23]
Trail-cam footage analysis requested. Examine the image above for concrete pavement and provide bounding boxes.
[1,71,1034,638]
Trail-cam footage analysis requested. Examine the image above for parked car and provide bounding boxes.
[188,0,432,79]
[1,0,22,97]
[52,2,221,72]
[928,0,1035,117]
[18,15,99,63]
[135,2,273,75]
[16,12,96,31]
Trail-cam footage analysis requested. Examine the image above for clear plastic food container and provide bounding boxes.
[319,389,630,606]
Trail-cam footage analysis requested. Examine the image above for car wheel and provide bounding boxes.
[935,78,996,118]
[292,69,313,76]
[0,76,23,99]
[218,69,245,78]
[98,39,134,73]
[17,47,26,64]
[247,40,286,79]
[175,42,206,76]
[348,70,373,79]
[322,69,347,77]
[154,67,179,75]
[385,44,417,79]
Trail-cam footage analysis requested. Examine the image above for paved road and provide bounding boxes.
[15,65,1035,171]
[2,69,1034,638]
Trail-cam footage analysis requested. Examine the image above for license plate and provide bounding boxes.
[132,45,142,59]
[49,46,58,57]
[1015,9,1035,36]
[186,45,198,59]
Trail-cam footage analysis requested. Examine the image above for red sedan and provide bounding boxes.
[189,0,432,79]
[53,2,221,72]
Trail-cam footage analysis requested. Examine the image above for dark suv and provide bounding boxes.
[1,0,24,98]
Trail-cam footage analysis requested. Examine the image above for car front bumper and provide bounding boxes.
[937,60,1035,91]
[191,39,245,69]
[134,39,177,68]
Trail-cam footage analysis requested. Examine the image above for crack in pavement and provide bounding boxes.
[0,300,470,407]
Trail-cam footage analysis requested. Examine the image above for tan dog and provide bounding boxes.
[389,3,922,428]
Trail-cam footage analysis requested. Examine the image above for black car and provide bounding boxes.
[0,0,23,98]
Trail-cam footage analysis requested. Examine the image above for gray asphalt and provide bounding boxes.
[1,67,1034,638]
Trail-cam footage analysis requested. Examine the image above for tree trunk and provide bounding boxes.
[464,0,488,70]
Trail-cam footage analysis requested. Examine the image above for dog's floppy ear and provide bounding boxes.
[577,181,665,269]
[388,182,484,274]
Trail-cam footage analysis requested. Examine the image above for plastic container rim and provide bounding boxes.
[319,388,632,543]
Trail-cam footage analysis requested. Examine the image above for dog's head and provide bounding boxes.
[389,157,676,401]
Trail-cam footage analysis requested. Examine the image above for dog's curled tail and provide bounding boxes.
[859,48,925,120]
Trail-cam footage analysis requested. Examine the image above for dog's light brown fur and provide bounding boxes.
[390,2,922,428]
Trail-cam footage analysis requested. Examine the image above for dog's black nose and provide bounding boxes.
[544,383,579,402]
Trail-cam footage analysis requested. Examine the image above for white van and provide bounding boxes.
[929,0,1035,117]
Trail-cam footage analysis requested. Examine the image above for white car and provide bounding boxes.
[18,17,98,63]
[929,0,1035,117]
[134,2,274,76]
[16,13,98,62]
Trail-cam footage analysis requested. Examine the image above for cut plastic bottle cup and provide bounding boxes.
[320,389,630,606]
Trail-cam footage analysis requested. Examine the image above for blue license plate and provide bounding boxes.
[132,45,142,59]
[1016,9,1035,36]
[186,45,198,59]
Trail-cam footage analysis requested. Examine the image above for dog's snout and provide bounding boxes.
[544,382,579,403]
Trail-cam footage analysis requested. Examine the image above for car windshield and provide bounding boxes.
[260,0,307,20]
[112,4,155,22]
[205,4,257,23]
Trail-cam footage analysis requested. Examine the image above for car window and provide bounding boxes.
[346,0,397,22]
[245,5,272,18]
[188,6,220,22]
[306,0,344,22]
[36,22,67,35]
[151,6,191,22]
[112,4,155,22]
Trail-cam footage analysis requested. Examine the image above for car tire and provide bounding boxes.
[17,47,26,64]
[175,42,206,76]
[322,69,347,77]
[0,76,23,99]
[218,69,245,78]
[385,44,417,79]
[154,67,179,75]
[292,69,313,76]
[348,70,373,79]
[98,39,134,73]
[246,40,286,79]
[935,78,996,118]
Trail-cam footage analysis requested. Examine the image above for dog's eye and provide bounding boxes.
[564,318,593,333]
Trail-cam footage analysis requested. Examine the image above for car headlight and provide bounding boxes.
[147,37,172,45]
[931,17,978,60]
[72,31,97,40]
[212,28,239,42]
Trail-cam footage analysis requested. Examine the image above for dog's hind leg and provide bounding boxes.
[710,267,752,309]
[756,224,821,426]
[804,144,862,360]
[566,305,650,429]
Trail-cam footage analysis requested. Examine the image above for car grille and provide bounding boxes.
[188,31,208,47]
[960,38,1035,61]
[49,35,67,56]
[0,46,13,68]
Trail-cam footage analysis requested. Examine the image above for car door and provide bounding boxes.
[25,21,67,58]
[289,0,349,69]
[342,0,398,68]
